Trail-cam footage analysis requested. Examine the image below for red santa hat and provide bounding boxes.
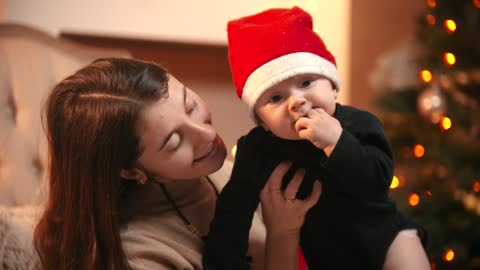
[227,6,340,116]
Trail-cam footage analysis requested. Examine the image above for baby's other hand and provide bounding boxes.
[294,108,342,156]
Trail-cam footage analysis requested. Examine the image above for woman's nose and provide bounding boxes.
[187,119,217,159]
[187,118,216,144]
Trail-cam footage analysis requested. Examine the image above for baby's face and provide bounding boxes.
[254,73,337,140]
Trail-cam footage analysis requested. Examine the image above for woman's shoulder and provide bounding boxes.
[207,159,234,191]
[121,215,204,269]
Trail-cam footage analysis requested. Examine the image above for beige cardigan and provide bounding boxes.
[121,160,267,270]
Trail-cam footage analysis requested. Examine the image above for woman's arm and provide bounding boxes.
[260,162,322,270]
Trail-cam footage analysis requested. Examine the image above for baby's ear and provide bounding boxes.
[328,80,339,99]
[333,89,339,99]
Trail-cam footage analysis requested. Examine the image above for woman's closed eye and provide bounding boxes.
[186,99,198,115]
[166,133,182,152]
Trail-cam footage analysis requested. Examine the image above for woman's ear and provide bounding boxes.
[120,168,148,184]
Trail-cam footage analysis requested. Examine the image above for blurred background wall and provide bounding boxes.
[351,0,424,113]
[0,0,4,21]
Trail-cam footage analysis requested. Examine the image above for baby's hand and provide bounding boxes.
[294,108,342,156]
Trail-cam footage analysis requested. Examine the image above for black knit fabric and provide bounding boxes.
[203,103,427,270]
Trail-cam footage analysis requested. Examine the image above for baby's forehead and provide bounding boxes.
[264,73,330,91]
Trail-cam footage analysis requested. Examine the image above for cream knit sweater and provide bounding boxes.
[121,160,267,270]
[0,160,266,269]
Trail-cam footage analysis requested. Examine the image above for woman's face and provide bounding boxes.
[135,75,227,182]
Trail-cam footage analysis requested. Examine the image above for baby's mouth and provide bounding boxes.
[291,113,306,127]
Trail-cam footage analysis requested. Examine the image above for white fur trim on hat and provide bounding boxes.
[242,52,341,114]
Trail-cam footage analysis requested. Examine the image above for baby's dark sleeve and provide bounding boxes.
[203,127,270,270]
[324,110,394,201]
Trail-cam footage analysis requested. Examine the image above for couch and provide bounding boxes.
[0,23,130,269]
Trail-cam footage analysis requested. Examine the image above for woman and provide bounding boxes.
[33,58,321,270]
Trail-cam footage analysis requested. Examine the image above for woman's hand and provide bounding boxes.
[260,161,322,270]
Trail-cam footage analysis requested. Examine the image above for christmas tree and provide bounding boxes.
[371,0,480,269]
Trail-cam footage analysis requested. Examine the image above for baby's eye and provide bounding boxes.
[300,79,312,88]
[269,95,283,103]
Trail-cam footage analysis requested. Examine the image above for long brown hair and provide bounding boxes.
[34,58,169,270]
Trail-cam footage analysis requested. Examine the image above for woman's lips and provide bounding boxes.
[193,137,218,162]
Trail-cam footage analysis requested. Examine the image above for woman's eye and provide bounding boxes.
[300,80,312,88]
[186,100,198,115]
[269,95,283,103]
[167,133,182,151]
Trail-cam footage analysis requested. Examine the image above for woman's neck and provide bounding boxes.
[120,176,211,221]
[160,177,205,202]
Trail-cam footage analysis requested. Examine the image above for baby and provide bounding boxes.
[204,6,429,270]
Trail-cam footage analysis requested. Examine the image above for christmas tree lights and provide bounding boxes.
[372,1,480,268]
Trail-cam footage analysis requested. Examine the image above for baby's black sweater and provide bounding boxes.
[204,103,426,270]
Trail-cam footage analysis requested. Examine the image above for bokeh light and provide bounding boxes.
[390,176,400,189]
[408,193,420,206]
[413,144,425,158]
[473,181,480,193]
[444,249,455,262]
[426,0,437,8]
[420,69,432,83]
[426,14,436,25]
[440,116,452,131]
[444,19,457,33]
[443,52,456,66]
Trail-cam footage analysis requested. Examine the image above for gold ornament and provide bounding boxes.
[456,189,480,215]
[439,74,453,90]
[455,71,469,85]
[417,82,447,123]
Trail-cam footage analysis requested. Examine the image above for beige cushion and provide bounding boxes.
[0,23,131,206]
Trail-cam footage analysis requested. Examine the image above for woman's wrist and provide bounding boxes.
[265,232,300,270]
[266,227,301,239]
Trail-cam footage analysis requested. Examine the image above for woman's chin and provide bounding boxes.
[209,136,227,171]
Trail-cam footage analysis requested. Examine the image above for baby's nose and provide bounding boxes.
[288,96,307,112]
